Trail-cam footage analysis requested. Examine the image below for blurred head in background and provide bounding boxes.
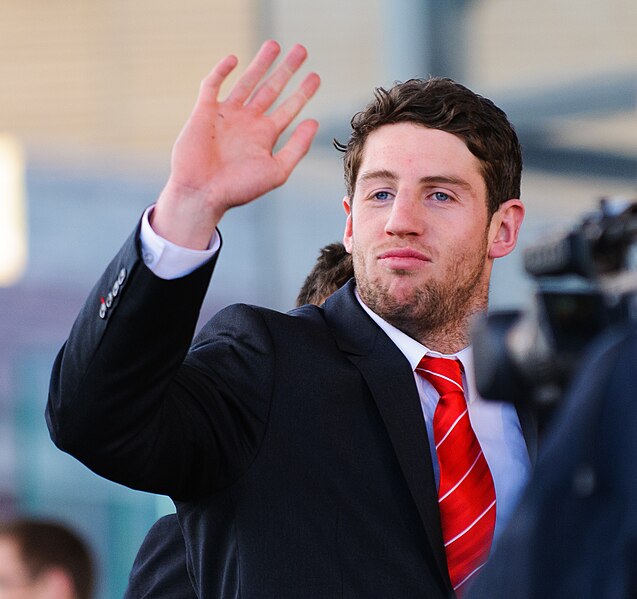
[0,518,94,599]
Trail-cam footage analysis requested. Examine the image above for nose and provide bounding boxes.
[384,192,424,237]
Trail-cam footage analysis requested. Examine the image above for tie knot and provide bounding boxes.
[416,355,464,396]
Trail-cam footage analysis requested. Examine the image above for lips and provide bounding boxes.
[377,247,430,270]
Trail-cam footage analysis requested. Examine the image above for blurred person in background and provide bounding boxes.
[295,241,353,307]
[0,518,94,599]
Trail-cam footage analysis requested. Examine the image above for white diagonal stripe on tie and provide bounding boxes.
[416,368,464,392]
[435,408,468,450]
[453,561,488,591]
[439,450,482,502]
[444,500,496,547]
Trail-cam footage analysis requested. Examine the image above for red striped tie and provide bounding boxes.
[416,355,496,596]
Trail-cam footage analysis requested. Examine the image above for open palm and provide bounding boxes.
[154,41,320,248]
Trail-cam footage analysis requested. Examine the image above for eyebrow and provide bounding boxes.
[357,169,397,184]
[357,170,474,191]
[419,175,473,190]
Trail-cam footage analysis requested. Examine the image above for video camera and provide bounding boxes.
[473,197,637,429]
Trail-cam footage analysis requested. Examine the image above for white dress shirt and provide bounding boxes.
[357,295,531,541]
[139,206,531,541]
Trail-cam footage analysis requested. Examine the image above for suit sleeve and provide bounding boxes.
[46,225,274,500]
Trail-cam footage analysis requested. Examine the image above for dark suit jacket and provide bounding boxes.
[467,324,637,599]
[124,514,197,599]
[47,226,536,598]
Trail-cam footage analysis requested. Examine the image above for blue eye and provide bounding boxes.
[374,191,392,200]
[432,191,450,202]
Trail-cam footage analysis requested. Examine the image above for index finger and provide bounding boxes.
[196,54,239,109]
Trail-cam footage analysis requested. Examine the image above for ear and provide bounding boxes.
[488,199,525,259]
[342,196,353,254]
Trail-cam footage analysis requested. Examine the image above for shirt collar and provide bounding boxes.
[355,288,477,400]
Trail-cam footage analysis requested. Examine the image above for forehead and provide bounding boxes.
[356,122,483,182]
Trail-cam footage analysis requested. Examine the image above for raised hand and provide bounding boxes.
[152,40,321,249]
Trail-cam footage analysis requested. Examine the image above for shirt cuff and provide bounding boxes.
[139,205,220,280]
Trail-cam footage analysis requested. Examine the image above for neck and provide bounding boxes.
[392,313,474,355]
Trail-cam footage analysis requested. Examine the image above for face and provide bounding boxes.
[0,538,67,599]
[0,538,34,598]
[343,122,523,351]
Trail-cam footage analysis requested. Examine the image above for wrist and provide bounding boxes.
[152,180,225,250]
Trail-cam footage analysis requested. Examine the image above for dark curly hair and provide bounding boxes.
[335,77,522,217]
[296,242,353,306]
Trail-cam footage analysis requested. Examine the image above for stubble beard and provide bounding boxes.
[353,239,491,352]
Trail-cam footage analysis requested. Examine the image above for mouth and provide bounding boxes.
[377,248,431,270]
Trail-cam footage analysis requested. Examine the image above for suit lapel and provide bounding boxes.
[323,282,451,589]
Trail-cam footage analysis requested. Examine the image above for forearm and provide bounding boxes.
[46,225,218,496]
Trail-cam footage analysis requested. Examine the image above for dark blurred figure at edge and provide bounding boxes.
[468,321,637,599]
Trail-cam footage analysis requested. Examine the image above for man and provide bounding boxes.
[0,518,94,599]
[124,242,354,599]
[47,41,532,598]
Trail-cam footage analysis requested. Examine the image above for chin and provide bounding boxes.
[385,278,425,302]
[363,280,422,316]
